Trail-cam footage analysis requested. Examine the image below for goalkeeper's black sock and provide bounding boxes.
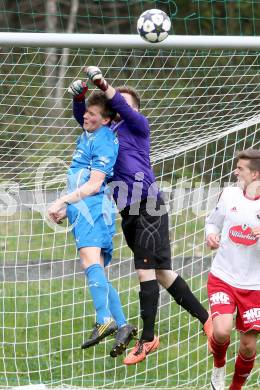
[139,280,159,342]
[167,275,208,325]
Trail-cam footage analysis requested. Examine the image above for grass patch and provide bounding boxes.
[0,276,258,388]
[0,211,258,388]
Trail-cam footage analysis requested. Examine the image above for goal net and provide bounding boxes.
[0,39,259,389]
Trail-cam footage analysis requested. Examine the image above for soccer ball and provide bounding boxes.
[137,9,171,43]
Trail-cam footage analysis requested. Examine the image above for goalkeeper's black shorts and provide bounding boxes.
[120,196,172,270]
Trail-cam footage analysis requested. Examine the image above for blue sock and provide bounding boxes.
[85,264,111,324]
[107,281,127,328]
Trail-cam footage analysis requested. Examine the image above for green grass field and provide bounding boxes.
[0,275,259,389]
[0,208,207,263]
[0,211,259,388]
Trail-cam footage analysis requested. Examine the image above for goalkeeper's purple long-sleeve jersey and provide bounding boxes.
[73,91,158,209]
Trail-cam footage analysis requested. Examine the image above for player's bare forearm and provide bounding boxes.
[61,170,106,205]
[61,181,102,205]
[48,183,101,224]
[48,171,105,224]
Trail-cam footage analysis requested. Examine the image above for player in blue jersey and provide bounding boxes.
[69,69,212,365]
[48,90,137,356]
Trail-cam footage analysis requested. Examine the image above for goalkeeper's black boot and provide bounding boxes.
[110,324,138,357]
[81,319,117,349]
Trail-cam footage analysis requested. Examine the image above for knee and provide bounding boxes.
[212,314,233,343]
[240,345,256,358]
[213,327,231,343]
[155,269,177,288]
[239,339,257,357]
[137,268,156,282]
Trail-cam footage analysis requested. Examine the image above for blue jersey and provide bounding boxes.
[66,125,118,264]
[73,93,159,210]
[67,125,118,194]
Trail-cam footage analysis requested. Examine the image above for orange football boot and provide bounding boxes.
[124,336,159,365]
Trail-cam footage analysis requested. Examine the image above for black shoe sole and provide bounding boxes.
[81,327,117,349]
[110,327,138,358]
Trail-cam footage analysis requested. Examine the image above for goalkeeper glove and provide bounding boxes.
[68,80,88,101]
[85,66,108,92]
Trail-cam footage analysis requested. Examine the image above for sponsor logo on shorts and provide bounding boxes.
[210,292,230,305]
[243,308,260,324]
[229,225,258,246]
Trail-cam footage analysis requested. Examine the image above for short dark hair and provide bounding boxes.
[236,148,260,172]
[88,90,116,121]
[117,86,141,109]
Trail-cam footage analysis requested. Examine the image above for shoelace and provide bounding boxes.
[134,340,144,355]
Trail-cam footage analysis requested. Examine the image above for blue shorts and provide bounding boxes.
[67,194,115,266]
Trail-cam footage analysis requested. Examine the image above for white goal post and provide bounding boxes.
[1,32,260,48]
[0,33,259,389]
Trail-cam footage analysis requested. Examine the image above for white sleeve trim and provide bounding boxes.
[91,168,108,175]
[205,223,221,236]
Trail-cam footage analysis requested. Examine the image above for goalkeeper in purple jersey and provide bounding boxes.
[69,68,212,365]
[48,90,137,357]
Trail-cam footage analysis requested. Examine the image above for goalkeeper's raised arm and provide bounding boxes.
[85,66,149,136]
[68,79,89,128]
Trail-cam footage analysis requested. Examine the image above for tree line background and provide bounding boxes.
[0,0,260,36]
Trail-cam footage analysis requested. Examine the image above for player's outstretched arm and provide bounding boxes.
[85,65,149,135]
[205,191,227,249]
[47,171,105,224]
[68,80,88,127]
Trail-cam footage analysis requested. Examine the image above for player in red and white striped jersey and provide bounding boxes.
[205,149,260,390]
